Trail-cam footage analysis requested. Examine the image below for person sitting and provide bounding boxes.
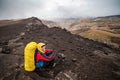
[35,43,56,68]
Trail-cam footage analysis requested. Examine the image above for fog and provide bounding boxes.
[0,0,120,20]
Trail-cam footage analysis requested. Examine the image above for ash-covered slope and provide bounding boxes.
[0,17,120,80]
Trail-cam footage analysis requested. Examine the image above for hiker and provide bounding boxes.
[35,43,56,68]
[24,42,56,72]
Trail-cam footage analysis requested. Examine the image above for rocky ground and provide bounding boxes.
[0,17,120,80]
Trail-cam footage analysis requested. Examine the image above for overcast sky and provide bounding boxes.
[0,0,120,20]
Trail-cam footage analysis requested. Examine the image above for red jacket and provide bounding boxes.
[36,49,55,62]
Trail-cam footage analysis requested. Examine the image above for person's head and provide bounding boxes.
[37,43,46,53]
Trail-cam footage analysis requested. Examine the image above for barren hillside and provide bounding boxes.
[0,17,120,80]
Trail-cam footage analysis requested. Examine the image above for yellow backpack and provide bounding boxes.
[24,42,37,71]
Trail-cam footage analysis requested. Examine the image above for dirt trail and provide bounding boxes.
[0,17,120,80]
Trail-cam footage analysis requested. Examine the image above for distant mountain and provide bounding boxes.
[97,15,120,18]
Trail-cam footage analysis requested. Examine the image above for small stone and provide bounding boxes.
[20,32,25,36]
[61,53,66,59]
[0,48,2,52]
[27,29,30,32]
[2,46,11,54]
[20,64,24,68]
[0,41,8,45]
[72,58,77,62]
[57,53,66,59]
[61,49,65,52]
[20,37,24,40]
[84,75,88,79]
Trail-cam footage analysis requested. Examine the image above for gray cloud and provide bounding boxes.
[0,0,120,20]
